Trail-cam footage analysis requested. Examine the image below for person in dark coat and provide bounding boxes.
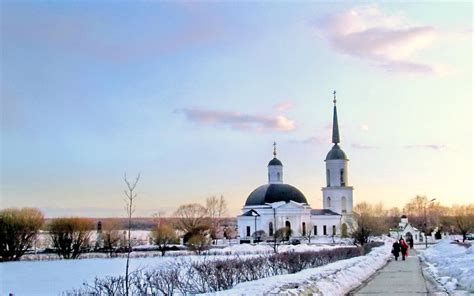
[400,238,409,260]
[408,237,414,249]
[391,241,400,261]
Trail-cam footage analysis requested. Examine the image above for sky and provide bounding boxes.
[1,1,472,217]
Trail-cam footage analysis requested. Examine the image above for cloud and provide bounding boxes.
[178,108,296,132]
[351,143,379,149]
[404,144,447,150]
[316,6,444,74]
[274,101,294,112]
[291,136,328,145]
[360,124,369,131]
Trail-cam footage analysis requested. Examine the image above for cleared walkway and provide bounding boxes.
[351,248,434,296]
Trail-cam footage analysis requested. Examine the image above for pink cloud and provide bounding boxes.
[351,143,379,149]
[179,108,296,132]
[404,144,447,150]
[316,6,445,75]
[274,101,294,112]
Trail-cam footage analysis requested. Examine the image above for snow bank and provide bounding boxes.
[203,242,391,296]
[420,239,474,292]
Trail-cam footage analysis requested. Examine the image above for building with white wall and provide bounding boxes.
[238,93,354,241]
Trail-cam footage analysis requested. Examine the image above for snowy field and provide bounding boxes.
[420,239,474,293]
[0,242,347,295]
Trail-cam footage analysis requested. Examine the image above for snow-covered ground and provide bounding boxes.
[0,242,347,295]
[202,242,391,295]
[420,239,474,293]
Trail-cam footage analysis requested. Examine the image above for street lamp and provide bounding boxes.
[424,198,436,248]
[251,210,260,243]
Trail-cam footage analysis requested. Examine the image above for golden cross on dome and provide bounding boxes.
[273,141,277,157]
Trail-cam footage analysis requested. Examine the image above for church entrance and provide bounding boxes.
[285,221,291,240]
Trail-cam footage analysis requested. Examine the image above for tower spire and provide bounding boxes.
[332,90,340,144]
[273,141,277,158]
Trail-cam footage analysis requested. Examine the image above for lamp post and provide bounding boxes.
[424,198,436,248]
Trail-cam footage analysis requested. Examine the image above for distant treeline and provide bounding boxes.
[44,217,237,231]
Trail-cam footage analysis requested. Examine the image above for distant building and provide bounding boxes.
[237,93,354,241]
[389,215,425,242]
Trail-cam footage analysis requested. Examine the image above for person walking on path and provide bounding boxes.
[391,240,400,261]
[400,238,409,261]
[408,237,414,249]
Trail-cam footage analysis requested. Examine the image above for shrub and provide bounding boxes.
[69,242,384,294]
[0,207,44,261]
[49,217,93,259]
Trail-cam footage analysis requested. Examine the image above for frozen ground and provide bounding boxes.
[420,239,474,293]
[0,242,346,295]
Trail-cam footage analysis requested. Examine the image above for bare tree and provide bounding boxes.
[301,223,314,244]
[101,220,121,257]
[150,222,178,256]
[206,195,228,243]
[123,173,140,296]
[0,208,44,261]
[352,202,388,245]
[450,204,474,242]
[173,203,209,236]
[49,217,93,259]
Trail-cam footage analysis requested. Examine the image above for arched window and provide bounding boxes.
[323,225,327,235]
[340,169,345,186]
[332,225,336,235]
[327,196,332,208]
[302,222,306,236]
[269,222,274,236]
[246,226,251,237]
[341,196,347,213]
[326,169,330,186]
[314,225,318,236]
[277,172,281,181]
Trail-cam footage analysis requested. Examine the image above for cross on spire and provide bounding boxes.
[273,141,277,158]
[333,90,337,105]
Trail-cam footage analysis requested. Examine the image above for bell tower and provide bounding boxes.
[322,91,353,223]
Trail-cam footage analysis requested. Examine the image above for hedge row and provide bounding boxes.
[66,242,383,295]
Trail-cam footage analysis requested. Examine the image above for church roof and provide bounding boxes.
[245,184,308,206]
[325,92,348,161]
[325,144,348,160]
[240,209,260,217]
[268,157,283,166]
[310,209,341,216]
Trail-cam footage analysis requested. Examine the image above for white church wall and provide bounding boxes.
[268,165,283,184]
[310,216,341,236]
[326,159,348,187]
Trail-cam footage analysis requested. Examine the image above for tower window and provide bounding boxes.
[326,169,330,187]
[332,225,336,235]
[269,222,274,236]
[277,172,281,181]
[341,196,347,213]
[327,196,332,208]
[340,169,345,186]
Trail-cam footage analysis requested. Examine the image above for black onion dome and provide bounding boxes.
[245,184,308,206]
[268,157,283,166]
[325,144,348,160]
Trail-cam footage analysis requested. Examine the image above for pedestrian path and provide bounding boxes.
[351,248,439,296]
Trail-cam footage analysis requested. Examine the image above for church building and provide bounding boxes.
[237,93,354,241]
